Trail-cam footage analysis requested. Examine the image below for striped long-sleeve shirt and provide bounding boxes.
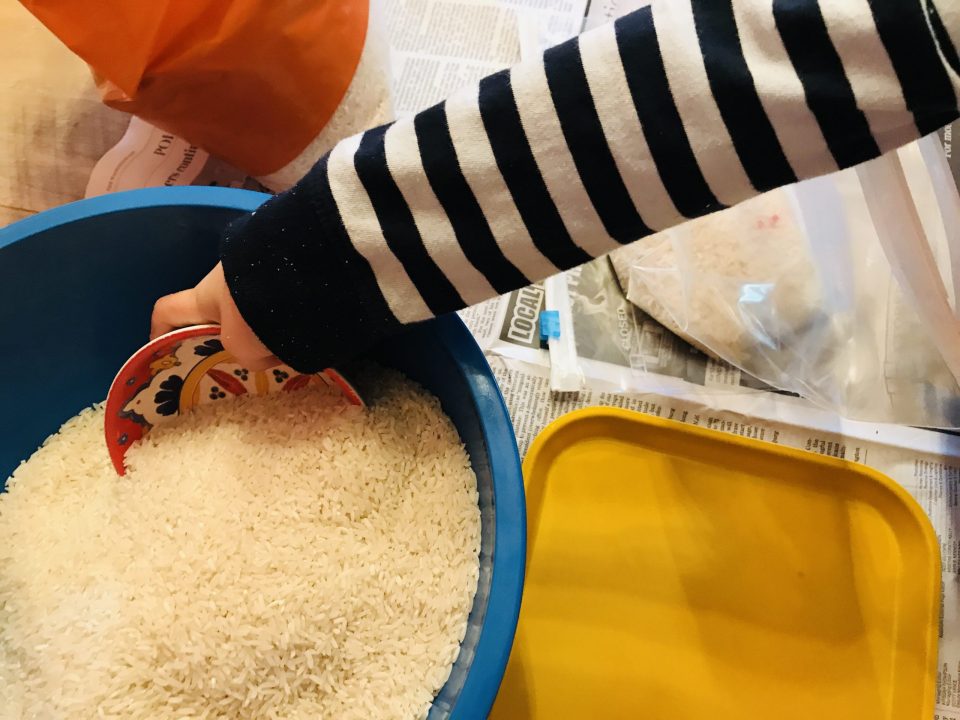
[221,0,960,373]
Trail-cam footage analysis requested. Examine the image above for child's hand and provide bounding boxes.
[151,263,279,371]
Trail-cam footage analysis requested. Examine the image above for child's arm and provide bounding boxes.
[154,0,960,372]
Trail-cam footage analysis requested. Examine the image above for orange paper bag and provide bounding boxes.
[21,0,371,176]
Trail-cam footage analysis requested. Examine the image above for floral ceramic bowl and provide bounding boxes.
[104,324,362,474]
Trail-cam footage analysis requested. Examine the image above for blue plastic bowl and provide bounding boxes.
[0,188,525,720]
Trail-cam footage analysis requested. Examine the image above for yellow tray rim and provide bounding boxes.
[521,406,941,716]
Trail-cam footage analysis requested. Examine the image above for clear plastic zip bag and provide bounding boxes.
[610,132,960,426]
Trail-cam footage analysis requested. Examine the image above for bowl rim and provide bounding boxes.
[432,313,527,719]
[0,186,270,251]
[1,187,527,719]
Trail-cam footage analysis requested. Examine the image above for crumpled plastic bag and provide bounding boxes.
[609,189,820,366]
[20,0,393,186]
[611,132,960,427]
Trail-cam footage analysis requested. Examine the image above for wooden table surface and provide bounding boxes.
[0,2,128,228]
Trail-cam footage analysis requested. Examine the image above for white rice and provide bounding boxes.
[0,372,481,719]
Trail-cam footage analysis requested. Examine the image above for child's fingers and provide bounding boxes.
[150,289,218,339]
[151,263,281,372]
[220,304,280,371]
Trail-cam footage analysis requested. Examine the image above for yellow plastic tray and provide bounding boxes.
[490,408,939,720]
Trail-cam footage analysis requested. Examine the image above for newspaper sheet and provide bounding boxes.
[387,0,588,116]
[458,259,960,451]
[583,0,648,29]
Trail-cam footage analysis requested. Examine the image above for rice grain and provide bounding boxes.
[0,372,480,720]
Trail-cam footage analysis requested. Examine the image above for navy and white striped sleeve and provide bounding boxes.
[221,0,960,373]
